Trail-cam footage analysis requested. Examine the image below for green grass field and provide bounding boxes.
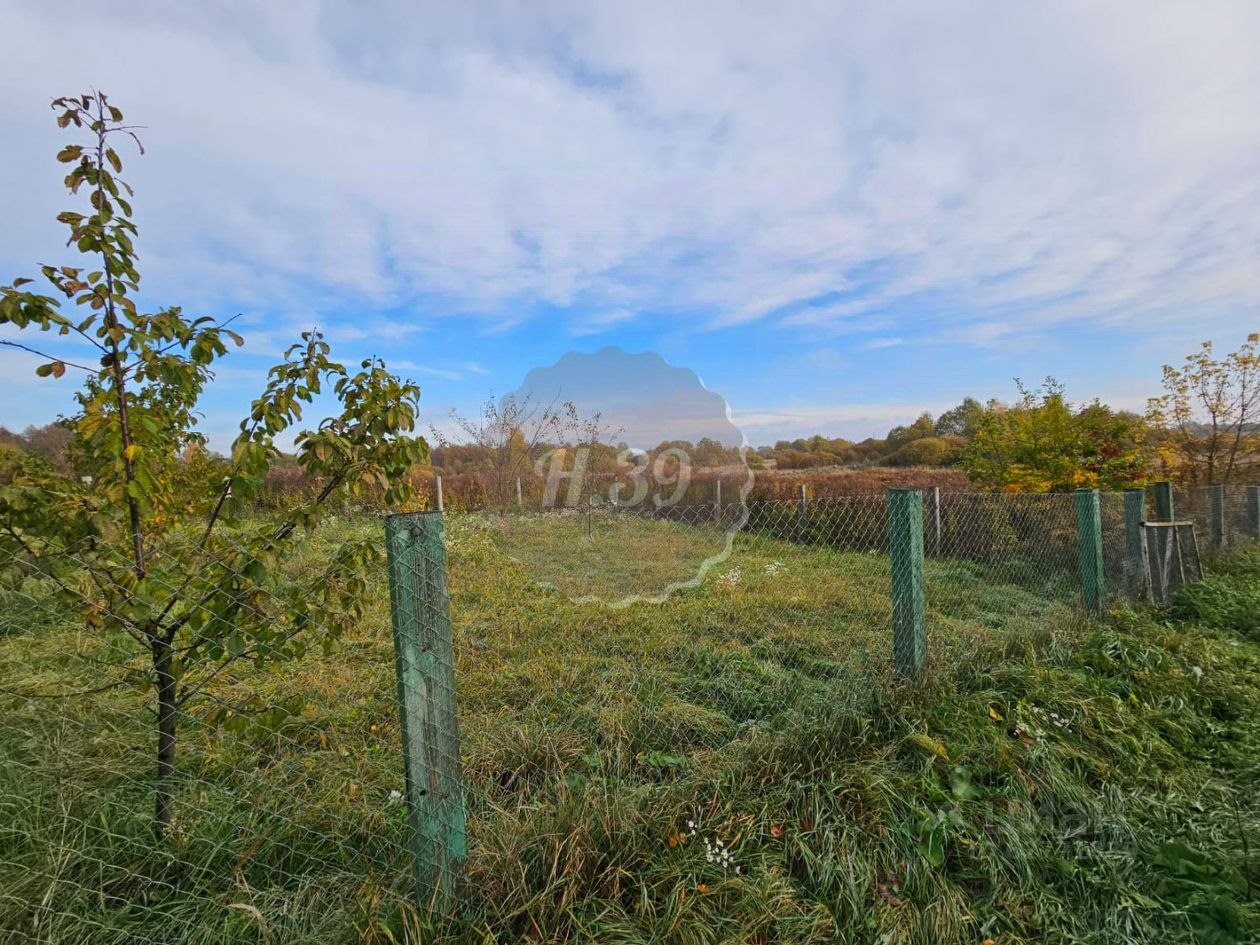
[1,513,1257,943]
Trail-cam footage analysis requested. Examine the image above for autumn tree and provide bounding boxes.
[0,422,74,471]
[1147,334,1260,485]
[885,412,936,450]
[962,379,1152,492]
[886,435,965,467]
[0,92,426,837]
[436,393,580,509]
[934,397,984,438]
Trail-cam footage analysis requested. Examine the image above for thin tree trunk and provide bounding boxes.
[91,97,146,582]
[153,638,178,839]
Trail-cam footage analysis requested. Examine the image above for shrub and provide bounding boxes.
[886,435,964,467]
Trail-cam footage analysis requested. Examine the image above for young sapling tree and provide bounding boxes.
[0,91,427,837]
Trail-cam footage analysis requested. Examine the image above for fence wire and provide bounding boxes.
[2,486,1258,942]
[1176,484,1260,552]
[0,519,416,944]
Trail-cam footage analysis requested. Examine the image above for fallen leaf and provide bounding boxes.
[907,732,949,761]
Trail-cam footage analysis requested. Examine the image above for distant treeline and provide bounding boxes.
[762,397,983,470]
[5,333,1257,510]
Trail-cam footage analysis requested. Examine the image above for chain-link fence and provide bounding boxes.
[0,519,419,943]
[2,484,1259,941]
[1176,483,1260,553]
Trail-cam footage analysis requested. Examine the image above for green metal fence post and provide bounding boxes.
[1248,486,1260,542]
[1153,481,1175,523]
[888,489,926,678]
[1123,488,1147,599]
[1075,488,1105,615]
[1207,484,1226,552]
[384,511,467,911]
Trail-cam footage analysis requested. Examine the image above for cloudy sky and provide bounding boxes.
[1,0,1258,446]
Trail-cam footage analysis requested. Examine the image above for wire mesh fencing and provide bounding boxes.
[0,518,420,944]
[424,484,1197,917]
[1175,484,1260,553]
[2,484,1259,940]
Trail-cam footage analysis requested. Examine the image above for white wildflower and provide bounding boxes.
[703,837,736,871]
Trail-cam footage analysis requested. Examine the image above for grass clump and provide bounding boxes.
[1173,545,1260,639]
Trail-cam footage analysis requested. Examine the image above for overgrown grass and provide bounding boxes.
[1173,545,1260,640]
[0,514,1257,943]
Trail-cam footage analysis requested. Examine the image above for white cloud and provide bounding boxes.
[392,362,464,381]
[0,0,1256,348]
[570,308,636,336]
[862,337,905,351]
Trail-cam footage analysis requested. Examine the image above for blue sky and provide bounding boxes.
[2,1,1258,448]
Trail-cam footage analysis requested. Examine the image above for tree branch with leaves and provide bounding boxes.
[0,91,427,837]
[1147,334,1260,485]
